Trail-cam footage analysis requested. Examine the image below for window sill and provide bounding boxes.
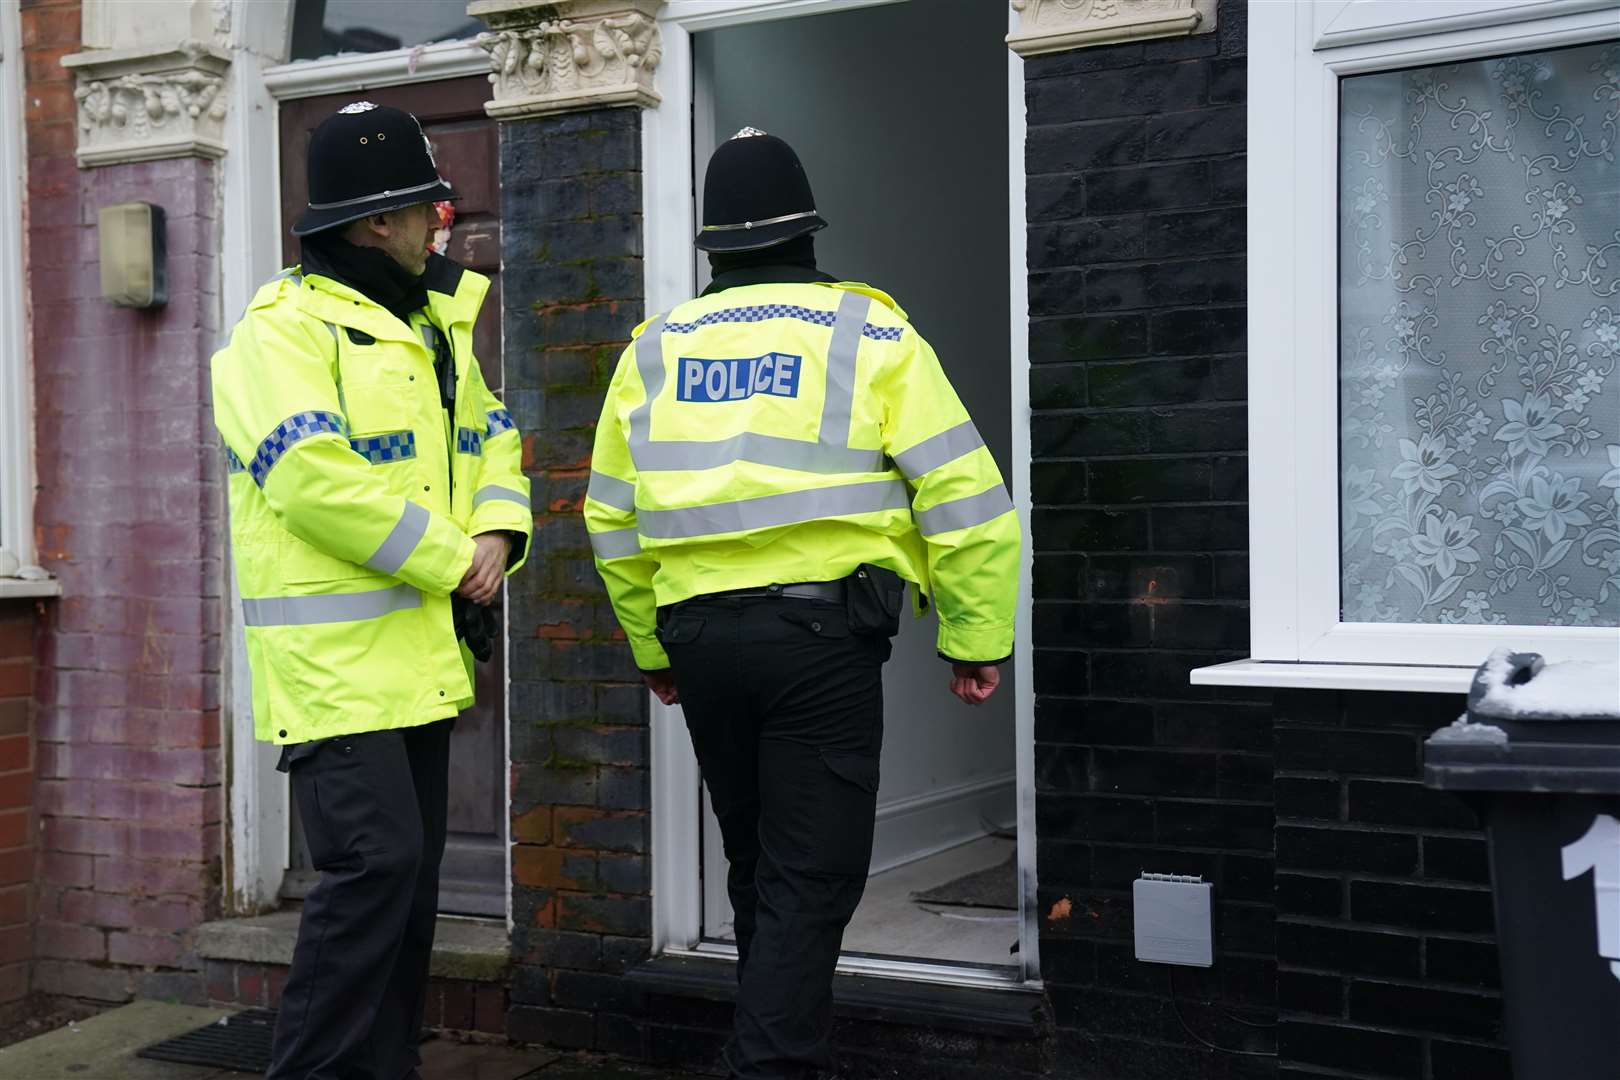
[1190,659,1472,695]
[0,578,61,601]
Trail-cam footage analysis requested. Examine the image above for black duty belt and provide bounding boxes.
[691,579,846,603]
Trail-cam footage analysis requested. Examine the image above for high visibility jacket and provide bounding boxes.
[211,257,532,744]
[585,280,1020,670]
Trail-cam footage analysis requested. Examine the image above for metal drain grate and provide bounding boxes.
[137,1007,278,1073]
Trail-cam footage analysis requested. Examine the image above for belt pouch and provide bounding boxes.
[846,564,905,638]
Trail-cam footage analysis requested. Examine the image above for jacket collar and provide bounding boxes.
[293,254,488,346]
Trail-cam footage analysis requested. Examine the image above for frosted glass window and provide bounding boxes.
[1338,41,1620,627]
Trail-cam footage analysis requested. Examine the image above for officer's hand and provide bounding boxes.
[457,533,510,605]
[642,669,680,706]
[949,663,1000,706]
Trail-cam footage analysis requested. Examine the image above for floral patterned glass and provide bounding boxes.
[1339,41,1620,628]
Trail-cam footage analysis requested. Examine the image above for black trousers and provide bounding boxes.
[658,595,889,1080]
[267,719,453,1080]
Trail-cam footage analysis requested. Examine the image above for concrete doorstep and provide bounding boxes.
[0,1000,707,1080]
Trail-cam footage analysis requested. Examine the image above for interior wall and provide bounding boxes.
[696,0,1016,869]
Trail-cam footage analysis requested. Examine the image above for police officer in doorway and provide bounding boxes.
[585,129,1021,1080]
[212,103,531,1080]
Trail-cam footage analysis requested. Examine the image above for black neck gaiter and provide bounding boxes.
[703,234,837,296]
[300,233,429,326]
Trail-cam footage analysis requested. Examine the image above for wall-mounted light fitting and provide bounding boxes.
[98,202,167,308]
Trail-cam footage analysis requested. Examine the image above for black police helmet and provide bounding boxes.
[696,128,827,253]
[292,102,457,237]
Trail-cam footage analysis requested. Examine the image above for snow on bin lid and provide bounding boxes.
[1471,647,1620,722]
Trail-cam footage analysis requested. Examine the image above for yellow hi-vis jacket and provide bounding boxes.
[211,257,532,745]
[584,280,1021,671]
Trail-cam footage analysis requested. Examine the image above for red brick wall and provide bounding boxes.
[22,0,224,1005]
[0,602,39,1013]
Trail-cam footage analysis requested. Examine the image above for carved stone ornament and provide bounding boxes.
[469,0,665,121]
[62,43,230,168]
[1007,0,1217,57]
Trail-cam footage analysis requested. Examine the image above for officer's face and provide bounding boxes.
[363,202,435,277]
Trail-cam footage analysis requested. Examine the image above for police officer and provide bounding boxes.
[585,129,1021,1080]
[211,103,532,1080]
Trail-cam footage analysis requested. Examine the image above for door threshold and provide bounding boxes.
[674,941,1039,993]
[628,953,1046,1040]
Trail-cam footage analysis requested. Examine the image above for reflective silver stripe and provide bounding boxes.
[586,471,637,512]
[916,485,1015,536]
[473,485,531,510]
[701,209,821,233]
[638,478,910,540]
[893,420,986,480]
[636,433,882,474]
[590,527,642,560]
[307,178,445,210]
[241,583,421,627]
[627,314,669,450]
[817,290,870,449]
[365,501,429,576]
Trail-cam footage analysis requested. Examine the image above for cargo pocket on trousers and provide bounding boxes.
[291,739,386,869]
[814,751,881,876]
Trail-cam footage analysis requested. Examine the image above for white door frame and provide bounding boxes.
[217,6,501,917]
[0,1,36,574]
[644,0,1041,988]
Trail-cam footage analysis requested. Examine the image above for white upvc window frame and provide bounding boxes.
[1198,0,1620,694]
[0,2,38,584]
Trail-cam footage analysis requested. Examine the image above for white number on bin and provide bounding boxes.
[1561,814,1620,983]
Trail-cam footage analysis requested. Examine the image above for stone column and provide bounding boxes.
[467,0,662,1053]
[1007,0,1217,57]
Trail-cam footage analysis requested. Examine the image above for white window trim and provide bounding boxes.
[0,3,36,576]
[1195,0,1620,692]
[645,0,1041,988]
[218,14,506,919]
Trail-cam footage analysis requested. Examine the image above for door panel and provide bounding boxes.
[277,77,507,917]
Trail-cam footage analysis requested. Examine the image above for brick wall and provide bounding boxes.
[204,958,507,1038]
[22,0,223,1005]
[1274,690,1507,1080]
[1023,2,1276,1077]
[0,602,38,1015]
[498,107,653,1051]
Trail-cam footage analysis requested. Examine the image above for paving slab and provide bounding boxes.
[0,999,234,1080]
[0,1002,716,1080]
[419,1038,561,1079]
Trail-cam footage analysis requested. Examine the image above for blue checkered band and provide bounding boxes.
[662,304,904,342]
[349,430,417,465]
[225,446,246,474]
[250,411,347,486]
[457,427,483,456]
[485,408,516,438]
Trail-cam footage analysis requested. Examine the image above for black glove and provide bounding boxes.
[452,595,498,663]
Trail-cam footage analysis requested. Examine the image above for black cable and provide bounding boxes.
[1169,967,1277,1028]
[1167,970,1278,1059]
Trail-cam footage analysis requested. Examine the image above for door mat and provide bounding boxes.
[910,852,1018,910]
[136,1009,433,1074]
[136,1007,278,1073]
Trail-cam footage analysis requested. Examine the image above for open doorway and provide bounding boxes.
[688,0,1019,975]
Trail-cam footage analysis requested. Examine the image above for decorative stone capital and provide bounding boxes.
[1007,0,1216,57]
[469,0,665,121]
[62,43,230,168]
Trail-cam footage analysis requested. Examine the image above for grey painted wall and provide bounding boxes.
[696,0,1016,864]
